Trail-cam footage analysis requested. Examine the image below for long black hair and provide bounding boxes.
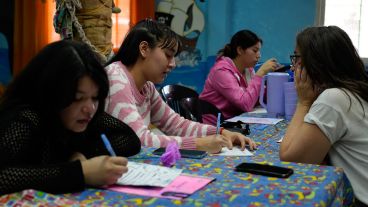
[107,19,181,67]
[0,40,109,125]
[296,26,368,110]
[218,30,263,58]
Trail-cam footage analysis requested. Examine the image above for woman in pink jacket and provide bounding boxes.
[200,30,280,125]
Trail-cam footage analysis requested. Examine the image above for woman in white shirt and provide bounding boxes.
[280,26,368,206]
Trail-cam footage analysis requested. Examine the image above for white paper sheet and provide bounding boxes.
[226,116,283,125]
[277,136,284,143]
[117,161,182,187]
[212,146,253,156]
[247,107,267,114]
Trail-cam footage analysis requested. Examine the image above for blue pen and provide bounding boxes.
[101,133,116,156]
[216,113,221,134]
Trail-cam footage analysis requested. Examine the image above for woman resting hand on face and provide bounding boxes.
[280,26,368,206]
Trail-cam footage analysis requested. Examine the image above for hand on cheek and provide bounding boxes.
[294,67,318,107]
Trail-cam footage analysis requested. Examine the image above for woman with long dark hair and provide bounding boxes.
[199,30,281,125]
[0,40,141,195]
[105,19,256,154]
[280,26,368,206]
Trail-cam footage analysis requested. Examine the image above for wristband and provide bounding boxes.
[220,127,225,135]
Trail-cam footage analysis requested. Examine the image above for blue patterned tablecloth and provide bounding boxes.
[1,119,354,207]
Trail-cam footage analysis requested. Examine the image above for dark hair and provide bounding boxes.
[107,19,181,67]
[0,40,109,124]
[296,26,368,110]
[218,30,263,58]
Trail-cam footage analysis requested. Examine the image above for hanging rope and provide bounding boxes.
[54,0,107,62]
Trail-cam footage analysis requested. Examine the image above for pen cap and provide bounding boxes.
[100,133,116,156]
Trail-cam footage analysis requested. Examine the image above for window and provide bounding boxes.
[48,1,59,42]
[112,0,130,49]
[49,0,130,50]
[316,0,368,65]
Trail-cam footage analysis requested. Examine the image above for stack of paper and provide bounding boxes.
[109,162,215,200]
[117,162,182,187]
[226,116,283,125]
[212,147,253,156]
[247,107,267,114]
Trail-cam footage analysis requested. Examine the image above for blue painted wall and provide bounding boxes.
[155,0,316,92]
[196,0,316,63]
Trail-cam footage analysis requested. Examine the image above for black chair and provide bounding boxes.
[180,97,250,135]
[180,97,223,123]
[179,97,200,122]
[161,84,199,117]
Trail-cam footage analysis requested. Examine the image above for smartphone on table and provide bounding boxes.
[152,148,207,159]
[235,162,293,178]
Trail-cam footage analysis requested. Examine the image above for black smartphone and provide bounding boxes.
[152,148,207,159]
[275,65,291,72]
[235,163,293,178]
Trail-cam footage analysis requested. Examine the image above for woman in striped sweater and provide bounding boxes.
[105,19,256,153]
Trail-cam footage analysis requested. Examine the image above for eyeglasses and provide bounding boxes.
[290,55,301,65]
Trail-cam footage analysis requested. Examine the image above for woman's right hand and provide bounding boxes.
[69,152,87,162]
[256,58,280,77]
[195,135,232,154]
[81,156,128,187]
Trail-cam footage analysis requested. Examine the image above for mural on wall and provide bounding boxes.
[154,0,316,93]
[155,0,205,67]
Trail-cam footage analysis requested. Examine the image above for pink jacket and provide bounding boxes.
[105,61,217,149]
[199,56,262,125]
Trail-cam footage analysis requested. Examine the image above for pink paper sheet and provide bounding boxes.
[107,174,215,200]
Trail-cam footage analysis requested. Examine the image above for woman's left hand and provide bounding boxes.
[221,129,257,150]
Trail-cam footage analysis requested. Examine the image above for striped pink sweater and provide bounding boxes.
[105,61,217,149]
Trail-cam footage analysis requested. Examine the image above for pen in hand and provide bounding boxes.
[101,133,116,156]
[216,113,221,135]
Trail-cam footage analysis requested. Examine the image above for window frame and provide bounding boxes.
[316,0,368,66]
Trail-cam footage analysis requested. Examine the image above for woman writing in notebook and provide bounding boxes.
[0,41,141,195]
[199,30,281,125]
[104,19,256,153]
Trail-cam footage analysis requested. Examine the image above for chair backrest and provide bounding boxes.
[179,97,202,122]
[180,97,250,135]
[180,97,224,123]
[200,99,223,120]
[161,84,199,117]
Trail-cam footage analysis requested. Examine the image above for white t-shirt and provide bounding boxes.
[304,88,368,204]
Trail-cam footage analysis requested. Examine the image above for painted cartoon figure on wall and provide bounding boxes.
[155,0,205,67]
